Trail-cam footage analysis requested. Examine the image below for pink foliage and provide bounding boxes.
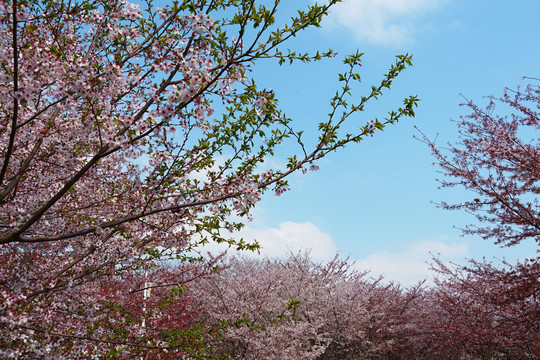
[426,80,540,247]
[189,254,428,359]
[188,253,539,359]
[420,258,540,359]
[421,79,540,359]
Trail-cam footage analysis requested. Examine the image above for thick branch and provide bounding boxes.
[0,0,20,185]
[0,146,109,243]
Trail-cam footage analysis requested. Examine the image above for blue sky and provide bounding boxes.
[204,0,540,285]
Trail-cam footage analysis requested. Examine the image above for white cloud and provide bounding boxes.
[324,0,449,46]
[202,221,339,262]
[197,216,468,287]
[355,239,468,286]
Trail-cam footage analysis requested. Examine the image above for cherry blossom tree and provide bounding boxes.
[10,260,221,359]
[426,80,540,248]
[421,79,540,359]
[422,258,540,359]
[190,253,428,359]
[0,0,418,357]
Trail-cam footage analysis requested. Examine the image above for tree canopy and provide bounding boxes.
[0,0,418,357]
